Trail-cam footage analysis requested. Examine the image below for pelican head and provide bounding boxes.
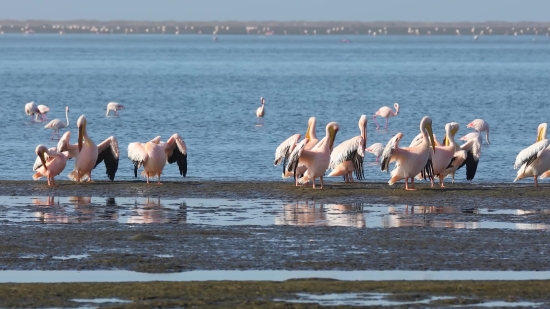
[394,103,400,115]
[305,117,316,139]
[77,115,87,152]
[35,145,48,170]
[421,116,436,153]
[358,114,367,129]
[327,122,340,149]
[537,123,548,142]
[443,122,460,146]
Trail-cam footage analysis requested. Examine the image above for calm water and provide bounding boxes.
[1,34,549,182]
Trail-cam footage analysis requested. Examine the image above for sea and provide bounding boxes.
[0,34,549,183]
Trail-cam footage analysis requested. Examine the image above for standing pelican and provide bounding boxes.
[106,102,124,116]
[32,145,69,186]
[328,115,367,182]
[287,122,339,188]
[37,105,50,121]
[466,119,490,144]
[420,122,459,188]
[256,97,265,124]
[127,134,187,184]
[514,123,550,187]
[275,117,319,178]
[67,115,120,182]
[44,106,70,140]
[380,116,436,190]
[445,127,481,183]
[366,143,385,162]
[24,101,45,122]
[373,102,399,130]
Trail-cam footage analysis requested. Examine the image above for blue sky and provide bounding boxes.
[1,0,548,21]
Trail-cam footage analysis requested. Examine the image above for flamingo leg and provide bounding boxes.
[348,172,354,183]
[50,130,56,140]
[372,115,380,130]
[376,156,379,162]
[385,118,389,130]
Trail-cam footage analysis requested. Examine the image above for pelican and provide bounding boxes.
[24,101,45,122]
[365,143,385,162]
[444,128,481,183]
[127,134,187,184]
[32,145,69,186]
[373,102,399,130]
[67,115,120,182]
[410,133,441,147]
[286,122,339,189]
[380,116,436,190]
[37,105,50,121]
[256,97,265,118]
[44,106,70,140]
[514,123,550,187]
[275,117,319,178]
[106,102,124,116]
[328,115,367,182]
[466,119,490,144]
[419,122,459,188]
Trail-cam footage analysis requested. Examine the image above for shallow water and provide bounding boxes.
[1,35,550,184]
[0,196,548,230]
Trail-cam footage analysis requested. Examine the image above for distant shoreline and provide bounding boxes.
[1,20,549,36]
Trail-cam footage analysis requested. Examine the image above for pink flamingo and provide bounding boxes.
[106,102,124,116]
[44,106,70,140]
[465,119,490,144]
[256,97,265,125]
[373,102,399,130]
[365,143,385,162]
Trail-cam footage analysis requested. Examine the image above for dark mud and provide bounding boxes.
[1,280,549,308]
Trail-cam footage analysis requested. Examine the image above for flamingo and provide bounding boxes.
[66,115,120,182]
[380,116,436,190]
[32,145,69,186]
[514,123,550,187]
[106,102,124,116]
[274,117,319,178]
[373,102,399,130]
[24,101,45,122]
[366,143,385,162]
[44,106,70,140]
[286,122,339,189]
[127,134,187,184]
[327,115,367,182]
[37,105,50,121]
[465,119,490,144]
[256,97,265,124]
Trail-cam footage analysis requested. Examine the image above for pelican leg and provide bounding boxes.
[439,175,445,188]
[157,173,162,185]
[451,173,455,184]
[312,177,316,189]
[320,176,324,189]
[534,175,539,188]
[348,172,354,183]
[405,177,417,191]
[87,172,92,182]
[146,174,150,184]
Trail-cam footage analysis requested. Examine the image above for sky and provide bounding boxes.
[0,0,549,22]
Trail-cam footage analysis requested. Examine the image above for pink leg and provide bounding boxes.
[385,118,389,130]
[372,115,380,130]
[50,130,56,140]
[376,156,379,162]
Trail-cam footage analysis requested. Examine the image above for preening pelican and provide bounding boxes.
[420,122,459,188]
[328,115,367,182]
[278,117,319,178]
[274,133,301,173]
[286,122,339,188]
[366,143,385,162]
[514,123,550,187]
[32,145,69,186]
[373,102,399,130]
[106,102,124,116]
[67,115,120,182]
[410,133,441,147]
[128,134,187,184]
[256,97,265,118]
[445,128,481,183]
[44,106,70,140]
[380,116,436,190]
[37,105,50,121]
[466,119,490,144]
[25,101,45,122]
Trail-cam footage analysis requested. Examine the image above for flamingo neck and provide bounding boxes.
[65,110,69,126]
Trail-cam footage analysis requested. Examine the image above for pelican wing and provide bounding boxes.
[329,136,365,180]
[286,138,309,176]
[56,131,78,160]
[164,133,188,177]
[33,147,56,171]
[456,138,482,180]
[274,134,301,174]
[127,142,149,177]
[380,134,402,172]
[513,139,550,170]
[95,136,120,181]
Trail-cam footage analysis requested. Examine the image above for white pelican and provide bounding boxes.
[32,145,69,186]
[67,115,120,182]
[127,134,187,184]
[328,115,367,182]
[365,143,385,162]
[33,131,78,173]
[275,117,319,178]
[24,101,45,122]
[466,119,490,144]
[444,127,481,183]
[410,133,441,147]
[44,106,70,140]
[37,105,50,121]
[106,102,124,116]
[286,122,339,188]
[380,116,436,190]
[373,102,399,130]
[420,122,459,188]
[514,123,550,187]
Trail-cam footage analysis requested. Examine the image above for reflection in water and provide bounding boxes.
[275,202,366,228]
[384,205,481,229]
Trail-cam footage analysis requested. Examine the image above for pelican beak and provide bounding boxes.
[305,122,311,140]
[329,126,338,149]
[443,136,449,146]
[426,123,436,153]
[537,127,544,142]
[39,150,47,171]
[78,122,84,152]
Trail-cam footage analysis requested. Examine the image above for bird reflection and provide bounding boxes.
[275,202,365,228]
[127,197,167,223]
[68,196,92,206]
[32,196,58,206]
[384,205,480,228]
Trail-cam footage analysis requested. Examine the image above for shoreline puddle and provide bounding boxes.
[0,196,548,230]
[1,270,550,283]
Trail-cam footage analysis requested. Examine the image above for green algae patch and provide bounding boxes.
[0,280,549,308]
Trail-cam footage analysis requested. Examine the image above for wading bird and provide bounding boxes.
[514,123,550,187]
[274,117,319,178]
[37,105,50,121]
[128,134,187,184]
[106,102,124,116]
[465,119,490,144]
[44,106,70,140]
[256,97,265,124]
[32,145,69,186]
[366,143,385,162]
[328,115,367,182]
[380,116,436,190]
[66,115,120,182]
[373,102,399,130]
[24,101,46,122]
